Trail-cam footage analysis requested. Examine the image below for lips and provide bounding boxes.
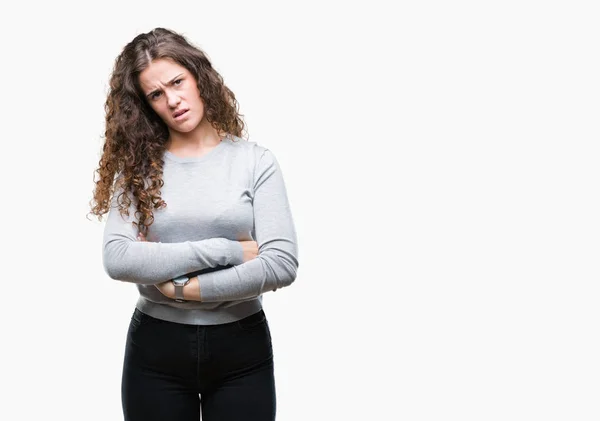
[173,109,188,118]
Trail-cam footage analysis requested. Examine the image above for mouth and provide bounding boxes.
[173,109,189,119]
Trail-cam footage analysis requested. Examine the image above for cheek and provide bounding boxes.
[195,99,206,115]
[153,104,169,120]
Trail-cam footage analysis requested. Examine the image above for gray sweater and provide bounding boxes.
[102,134,299,325]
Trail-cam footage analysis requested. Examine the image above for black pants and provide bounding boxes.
[121,308,276,420]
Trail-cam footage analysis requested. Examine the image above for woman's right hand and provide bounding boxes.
[240,240,258,262]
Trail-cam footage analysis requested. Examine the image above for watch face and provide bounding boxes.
[173,276,189,286]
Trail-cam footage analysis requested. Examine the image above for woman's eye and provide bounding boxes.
[151,92,161,100]
[174,79,183,85]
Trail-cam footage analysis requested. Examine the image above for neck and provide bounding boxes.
[166,119,225,155]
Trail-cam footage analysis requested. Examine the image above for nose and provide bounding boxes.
[165,89,181,109]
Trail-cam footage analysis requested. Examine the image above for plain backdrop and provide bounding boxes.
[1,1,599,420]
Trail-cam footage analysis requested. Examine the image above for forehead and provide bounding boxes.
[139,58,190,90]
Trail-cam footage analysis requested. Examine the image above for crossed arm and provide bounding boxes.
[137,232,257,301]
[103,149,299,302]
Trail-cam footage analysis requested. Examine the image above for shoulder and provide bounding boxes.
[225,135,282,184]
[226,134,276,167]
[227,134,270,157]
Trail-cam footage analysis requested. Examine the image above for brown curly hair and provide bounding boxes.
[88,27,247,235]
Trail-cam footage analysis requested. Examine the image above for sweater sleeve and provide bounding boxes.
[196,149,299,302]
[102,186,244,285]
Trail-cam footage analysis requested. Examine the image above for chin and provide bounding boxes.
[172,125,198,134]
[170,118,200,132]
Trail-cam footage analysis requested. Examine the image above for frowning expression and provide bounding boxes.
[139,58,205,133]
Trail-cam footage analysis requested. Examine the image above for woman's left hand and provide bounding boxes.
[155,280,175,299]
[138,231,176,299]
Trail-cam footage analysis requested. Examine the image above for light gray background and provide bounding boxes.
[1,1,598,420]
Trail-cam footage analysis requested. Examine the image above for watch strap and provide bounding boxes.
[174,283,186,302]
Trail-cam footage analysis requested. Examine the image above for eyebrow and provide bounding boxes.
[145,73,184,98]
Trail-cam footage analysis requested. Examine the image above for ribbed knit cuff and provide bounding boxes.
[229,240,244,266]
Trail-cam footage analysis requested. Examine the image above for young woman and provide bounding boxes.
[89,27,299,421]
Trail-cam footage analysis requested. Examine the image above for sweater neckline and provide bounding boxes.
[163,135,230,164]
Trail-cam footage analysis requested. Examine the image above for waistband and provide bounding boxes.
[136,296,263,325]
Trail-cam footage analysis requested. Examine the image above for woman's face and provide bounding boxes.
[139,58,205,133]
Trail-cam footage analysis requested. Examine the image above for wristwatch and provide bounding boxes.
[172,275,190,302]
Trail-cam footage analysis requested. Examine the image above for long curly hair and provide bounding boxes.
[89,27,247,235]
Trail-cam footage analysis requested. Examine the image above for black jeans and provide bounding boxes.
[121,308,276,420]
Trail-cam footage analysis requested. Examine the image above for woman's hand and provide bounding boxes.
[155,280,175,299]
[137,232,176,299]
[240,240,259,262]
